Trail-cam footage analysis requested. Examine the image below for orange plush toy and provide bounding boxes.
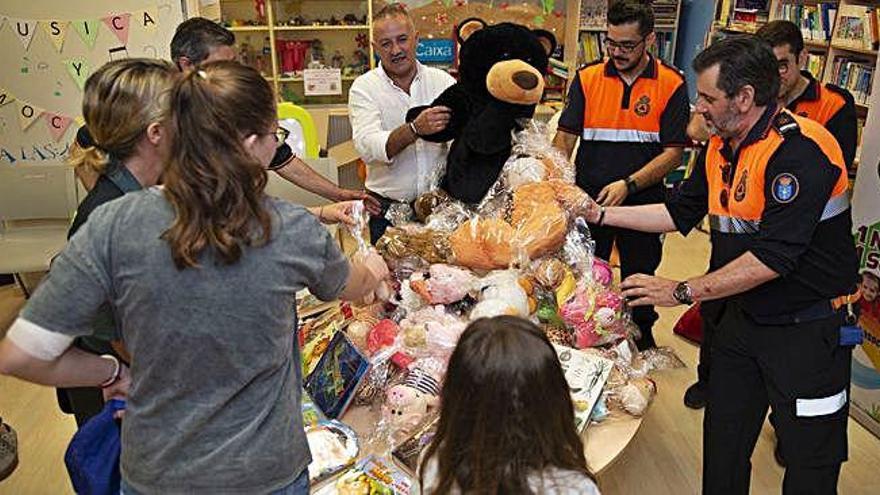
[449,179,591,270]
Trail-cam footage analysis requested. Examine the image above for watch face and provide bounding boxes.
[674,282,691,304]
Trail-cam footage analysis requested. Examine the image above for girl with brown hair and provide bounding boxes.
[0,61,387,494]
[420,316,600,494]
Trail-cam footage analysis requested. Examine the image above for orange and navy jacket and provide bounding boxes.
[665,105,859,321]
[558,57,690,203]
[788,71,858,171]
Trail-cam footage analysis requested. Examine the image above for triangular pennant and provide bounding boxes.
[17,101,43,130]
[0,87,14,107]
[11,19,38,50]
[141,8,158,33]
[101,13,132,45]
[44,113,74,141]
[41,20,69,53]
[63,58,90,91]
[72,19,100,48]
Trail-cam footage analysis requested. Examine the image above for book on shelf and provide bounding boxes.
[579,0,608,31]
[774,1,838,42]
[828,56,875,105]
[717,0,770,32]
[653,1,680,29]
[650,31,676,64]
[806,52,826,79]
[579,31,606,65]
[833,4,880,51]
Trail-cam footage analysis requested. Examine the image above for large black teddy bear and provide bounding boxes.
[406,19,556,204]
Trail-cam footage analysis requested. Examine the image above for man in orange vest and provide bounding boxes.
[683,19,861,413]
[757,20,858,171]
[585,35,859,494]
[552,0,690,350]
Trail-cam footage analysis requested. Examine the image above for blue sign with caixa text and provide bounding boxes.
[416,39,454,63]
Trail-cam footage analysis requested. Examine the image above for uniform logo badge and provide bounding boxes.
[734,169,748,202]
[634,95,651,117]
[772,173,799,203]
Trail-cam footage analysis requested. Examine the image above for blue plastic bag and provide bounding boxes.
[64,399,126,495]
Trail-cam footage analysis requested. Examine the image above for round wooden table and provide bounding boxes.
[339,405,643,479]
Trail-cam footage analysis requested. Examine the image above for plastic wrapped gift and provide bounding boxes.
[376,225,452,265]
[305,420,359,483]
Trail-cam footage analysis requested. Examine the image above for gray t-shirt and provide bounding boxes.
[22,188,349,494]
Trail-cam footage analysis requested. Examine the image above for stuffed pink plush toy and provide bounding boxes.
[383,367,441,434]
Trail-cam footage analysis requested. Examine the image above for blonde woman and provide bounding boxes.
[0,62,385,494]
[61,58,178,426]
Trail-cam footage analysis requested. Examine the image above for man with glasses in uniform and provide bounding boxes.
[553,0,690,350]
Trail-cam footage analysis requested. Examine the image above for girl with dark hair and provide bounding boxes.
[420,316,600,494]
[0,61,388,494]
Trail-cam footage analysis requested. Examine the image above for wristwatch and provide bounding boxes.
[625,176,638,195]
[673,281,694,305]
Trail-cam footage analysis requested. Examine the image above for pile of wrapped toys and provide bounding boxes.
[297,121,683,493]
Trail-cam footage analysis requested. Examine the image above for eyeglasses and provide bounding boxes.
[719,162,733,208]
[604,36,647,54]
[274,127,290,147]
[777,60,792,75]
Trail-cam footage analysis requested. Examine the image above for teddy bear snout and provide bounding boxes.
[512,71,540,90]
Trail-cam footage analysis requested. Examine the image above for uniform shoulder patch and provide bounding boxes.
[773,111,801,137]
[771,172,799,203]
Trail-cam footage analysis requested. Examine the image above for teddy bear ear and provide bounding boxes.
[532,29,557,57]
[457,17,487,44]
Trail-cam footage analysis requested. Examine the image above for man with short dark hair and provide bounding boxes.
[74,17,378,212]
[585,34,858,494]
[170,17,236,71]
[757,20,858,170]
[552,0,690,350]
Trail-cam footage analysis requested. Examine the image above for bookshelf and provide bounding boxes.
[709,0,879,172]
[566,0,683,69]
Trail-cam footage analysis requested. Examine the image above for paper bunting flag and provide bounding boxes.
[11,19,38,50]
[63,58,90,91]
[142,8,158,33]
[73,19,100,48]
[0,87,14,107]
[102,13,132,45]
[42,21,69,53]
[17,101,43,130]
[44,113,74,141]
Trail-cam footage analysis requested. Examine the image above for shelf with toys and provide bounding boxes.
[217,0,375,106]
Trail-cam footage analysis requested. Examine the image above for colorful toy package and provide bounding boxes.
[315,455,414,495]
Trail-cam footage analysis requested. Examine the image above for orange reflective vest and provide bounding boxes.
[790,80,848,126]
[704,110,849,234]
[577,58,685,143]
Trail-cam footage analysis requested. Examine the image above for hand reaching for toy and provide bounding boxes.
[312,201,358,226]
[335,189,382,216]
[353,249,391,305]
[412,106,452,136]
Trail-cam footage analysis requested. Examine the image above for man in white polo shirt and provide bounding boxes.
[349,3,456,243]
